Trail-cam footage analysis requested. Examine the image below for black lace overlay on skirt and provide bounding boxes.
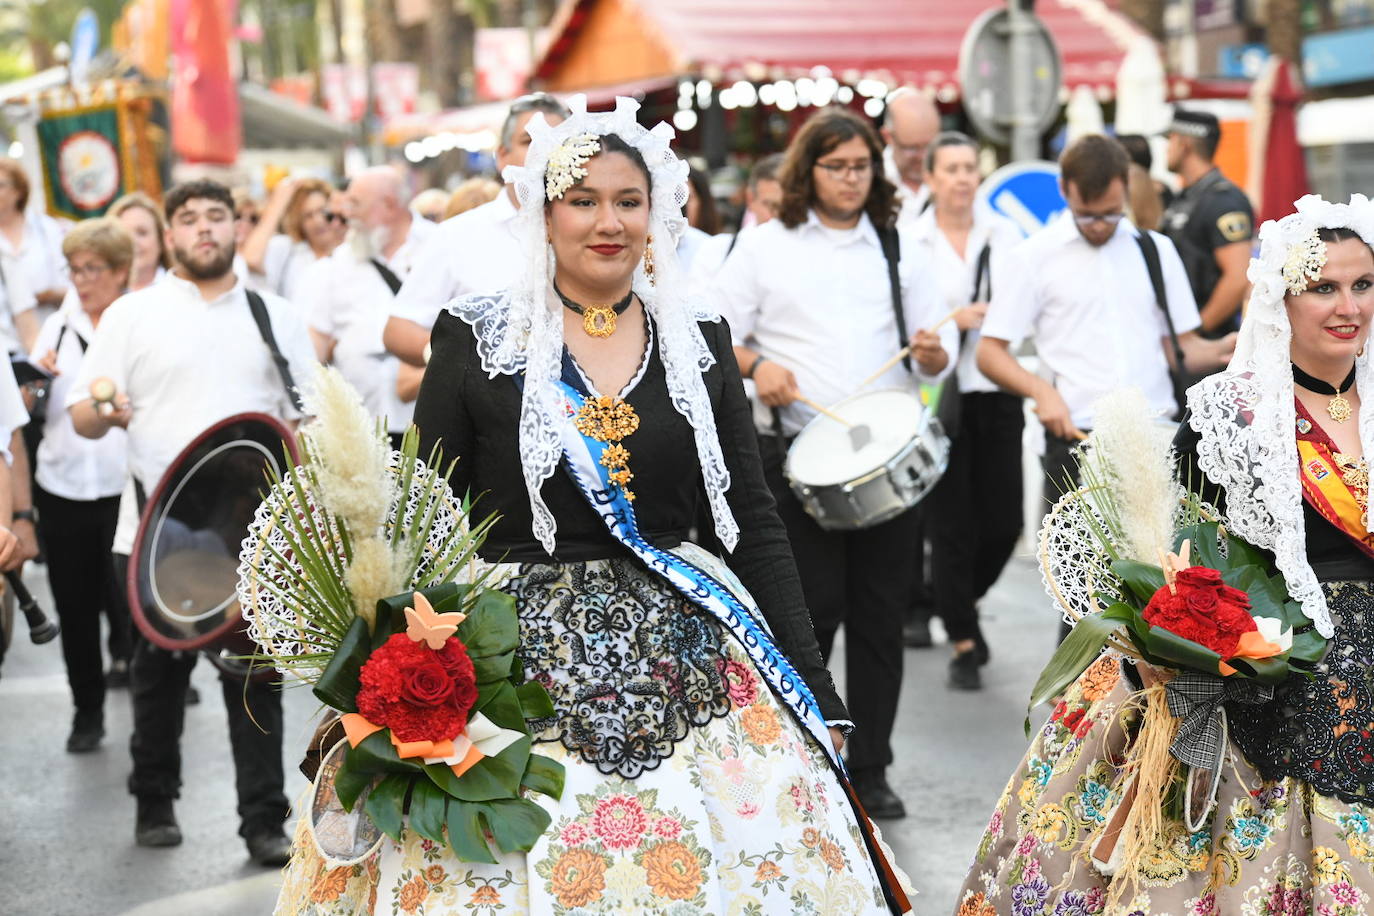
[508,557,733,779]
[1228,580,1374,804]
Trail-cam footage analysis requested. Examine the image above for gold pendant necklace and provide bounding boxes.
[555,282,634,340]
[1329,392,1353,424]
[1293,362,1358,424]
[582,307,616,339]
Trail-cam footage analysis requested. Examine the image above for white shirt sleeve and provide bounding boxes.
[66,295,134,410]
[3,251,36,317]
[391,222,457,330]
[708,230,763,347]
[28,310,62,362]
[299,258,339,338]
[0,354,28,462]
[263,235,295,298]
[898,233,957,383]
[1153,232,1202,336]
[981,240,1038,345]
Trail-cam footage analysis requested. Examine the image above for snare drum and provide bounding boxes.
[784,389,950,531]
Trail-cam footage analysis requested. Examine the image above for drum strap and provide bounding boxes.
[1135,231,1187,421]
[877,225,912,374]
[245,290,305,412]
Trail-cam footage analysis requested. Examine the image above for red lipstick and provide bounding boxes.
[589,244,625,255]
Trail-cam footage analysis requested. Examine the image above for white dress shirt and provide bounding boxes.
[31,301,126,500]
[304,218,437,433]
[263,234,330,304]
[0,213,67,298]
[0,354,26,464]
[0,249,36,354]
[981,214,1200,429]
[390,191,522,332]
[909,206,1023,394]
[68,273,318,552]
[712,210,955,436]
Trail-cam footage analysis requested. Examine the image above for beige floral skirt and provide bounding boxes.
[276,556,898,915]
[955,654,1374,916]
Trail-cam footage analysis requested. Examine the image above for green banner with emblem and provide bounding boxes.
[36,104,130,220]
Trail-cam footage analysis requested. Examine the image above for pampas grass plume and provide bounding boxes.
[1086,388,1182,563]
[345,537,408,629]
[302,366,394,535]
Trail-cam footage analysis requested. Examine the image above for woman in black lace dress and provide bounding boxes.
[277,97,913,916]
[954,199,1374,914]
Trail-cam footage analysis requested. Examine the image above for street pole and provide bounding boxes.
[1007,0,1039,162]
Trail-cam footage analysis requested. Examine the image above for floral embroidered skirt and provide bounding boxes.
[954,653,1374,916]
[276,550,902,915]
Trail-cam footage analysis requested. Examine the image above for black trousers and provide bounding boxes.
[34,485,126,715]
[760,433,918,776]
[928,392,1025,643]
[118,556,289,838]
[1042,432,1086,642]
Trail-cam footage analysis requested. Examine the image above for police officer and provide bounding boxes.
[1161,109,1254,337]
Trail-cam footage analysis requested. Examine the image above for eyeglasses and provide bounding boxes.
[1072,212,1126,227]
[237,212,260,226]
[323,211,343,224]
[814,160,873,179]
[69,262,110,280]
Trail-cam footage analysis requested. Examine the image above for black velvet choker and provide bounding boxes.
[1293,362,1358,423]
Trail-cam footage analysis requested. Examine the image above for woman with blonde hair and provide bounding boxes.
[242,176,342,301]
[31,217,135,753]
[442,177,502,221]
[109,192,170,291]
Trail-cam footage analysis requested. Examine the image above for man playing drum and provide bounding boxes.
[68,180,317,864]
[713,107,955,819]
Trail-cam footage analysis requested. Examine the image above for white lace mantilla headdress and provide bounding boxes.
[1186,194,1374,637]
[446,95,737,555]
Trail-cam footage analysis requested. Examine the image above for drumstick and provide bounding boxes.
[794,394,854,427]
[848,307,965,394]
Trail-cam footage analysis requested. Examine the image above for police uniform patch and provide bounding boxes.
[1217,211,1251,243]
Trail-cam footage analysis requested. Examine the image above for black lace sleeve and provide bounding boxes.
[700,318,849,723]
[413,310,474,501]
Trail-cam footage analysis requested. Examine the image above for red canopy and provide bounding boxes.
[535,0,1143,97]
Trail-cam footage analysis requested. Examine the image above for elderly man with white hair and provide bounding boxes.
[299,166,435,445]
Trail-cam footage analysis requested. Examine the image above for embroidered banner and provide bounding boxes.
[36,105,129,220]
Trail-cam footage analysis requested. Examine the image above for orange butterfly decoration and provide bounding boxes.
[404,592,468,650]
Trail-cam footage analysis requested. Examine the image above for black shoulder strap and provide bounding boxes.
[245,290,304,411]
[1135,231,1187,417]
[55,321,88,355]
[971,242,992,303]
[877,225,912,373]
[369,258,403,295]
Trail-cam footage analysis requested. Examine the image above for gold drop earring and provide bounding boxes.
[642,234,656,285]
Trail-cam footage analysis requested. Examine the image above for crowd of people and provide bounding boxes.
[18,81,1370,914]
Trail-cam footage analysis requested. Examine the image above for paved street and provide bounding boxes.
[0,549,1060,915]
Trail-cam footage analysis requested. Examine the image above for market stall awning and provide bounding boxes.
[534,0,1143,97]
[240,82,353,149]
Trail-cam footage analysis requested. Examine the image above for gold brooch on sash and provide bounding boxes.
[575,396,640,501]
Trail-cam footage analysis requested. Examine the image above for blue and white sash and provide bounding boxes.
[554,379,843,773]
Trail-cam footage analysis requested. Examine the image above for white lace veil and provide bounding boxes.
[446,95,739,556]
[1186,194,1374,637]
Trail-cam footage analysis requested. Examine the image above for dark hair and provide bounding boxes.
[1116,134,1152,171]
[922,131,979,173]
[1059,135,1131,202]
[686,165,720,234]
[501,93,571,149]
[778,107,897,230]
[1317,227,1366,245]
[163,179,235,222]
[749,153,784,189]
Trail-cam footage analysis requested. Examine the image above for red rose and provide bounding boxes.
[1184,588,1220,613]
[1176,567,1223,589]
[401,660,456,708]
[1219,585,1251,607]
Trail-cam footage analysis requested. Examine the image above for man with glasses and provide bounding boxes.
[713,107,955,820]
[976,135,1234,517]
[383,93,569,366]
[881,88,942,227]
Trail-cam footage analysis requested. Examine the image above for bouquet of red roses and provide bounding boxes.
[1032,521,1326,715]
